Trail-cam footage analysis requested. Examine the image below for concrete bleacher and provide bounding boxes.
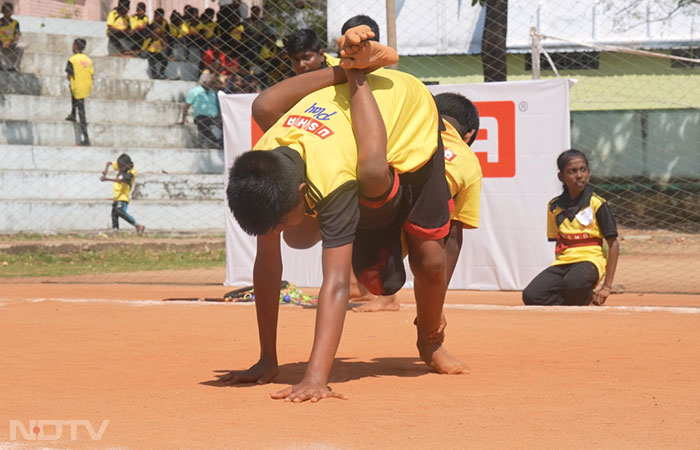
[0,17,225,234]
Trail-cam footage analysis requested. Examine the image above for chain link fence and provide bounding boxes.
[1,0,698,292]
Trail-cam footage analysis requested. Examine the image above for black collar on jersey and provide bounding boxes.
[556,184,593,221]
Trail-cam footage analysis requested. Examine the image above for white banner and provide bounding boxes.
[221,78,571,290]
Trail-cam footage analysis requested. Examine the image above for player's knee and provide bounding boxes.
[411,252,446,286]
[522,284,539,305]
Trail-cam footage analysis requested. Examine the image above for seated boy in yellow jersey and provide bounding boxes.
[0,2,23,72]
[65,38,93,146]
[100,154,145,236]
[106,0,131,55]
[223,36,466,402]
[283,28,340,75]
[141,21,168,79]
[355,92,484,313]
[522,149,619,306]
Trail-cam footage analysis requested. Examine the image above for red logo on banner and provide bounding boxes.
[472,101,516,178]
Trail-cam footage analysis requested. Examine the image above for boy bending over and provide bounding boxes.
[224,32,466,403]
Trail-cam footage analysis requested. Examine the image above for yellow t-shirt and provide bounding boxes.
[168,23,183,39]
[0,19,19,44]
[106,9,129,35]
[130,14,149,31]
[111,161,136,202]
[142,36,164,53]
[67,53,94,100]
[253,69,439,246]
[441,121,482,228]
[324,53,340,67]
[547,186,618,281]
[199,21,217,39]
[229,24,245,42]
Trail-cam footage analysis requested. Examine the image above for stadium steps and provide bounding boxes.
[2,21,224,234]
[21,52,152,80]
[1,145,225,174]
[0,199,224,233]
[1,94,183,125]
[1,71,195,101]
[21,32,109,57]
[0,170,223,201]
[0,119,199,148]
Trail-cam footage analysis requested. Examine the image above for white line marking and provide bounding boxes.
[1,298,699,314]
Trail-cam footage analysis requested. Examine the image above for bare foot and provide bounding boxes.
[339,40,399,72]
[418,344,470,375]
[136,224,145,236]
[336,25,375,54]
[352,295,400,312]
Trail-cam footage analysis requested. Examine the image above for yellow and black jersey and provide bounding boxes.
[111,161,136,202]
[65,53,94,100]
[547,185,618,281]
[441,121,482,228]
[106,9,130,35]
[198,21,218,40]
[142,36,165,53]
[130,14,149,31]
[253,69,440,248]
[0,18,19,44]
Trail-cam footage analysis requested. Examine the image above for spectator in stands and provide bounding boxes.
[182,5,202,59]
[199,8,218,45]
[100,153,145,236]
[65,38,93,146]
[106,0,132,55]
[202,37,237,81]
[179,73,223,148]
[224,72,245,94]
[129,2,149,52]
[168,10,186,60]
[0,2,23,71]
[240,5,272,76]
[141,23,168,79]
[150,8,171,57]
[283,28,338,75]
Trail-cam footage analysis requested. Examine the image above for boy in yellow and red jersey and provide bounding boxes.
[65,38,93,146]
[129,2,149,52]
[100,154,145,236]
[223,29,467,403]
[0,2,22,71]
[354,92,484,312]
[522,149,619,306]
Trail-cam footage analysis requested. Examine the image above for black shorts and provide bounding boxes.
[352,120,451,296]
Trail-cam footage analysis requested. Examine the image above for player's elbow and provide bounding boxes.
[251,96,276,131]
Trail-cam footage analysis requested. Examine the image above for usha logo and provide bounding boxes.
[10,420,110,441]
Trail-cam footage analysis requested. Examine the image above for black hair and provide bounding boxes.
[154,8,164,16]
[136,2,145,10]
[2,2,13,12]
[556,149,589,172]
[341,15,380,41]
[284,29,322,56]
[117,153,133,172]
[226,148,304,236]
[117,0,130,8]
[434,93,480,146]
[203,7,215,18]
[73,38,87,52]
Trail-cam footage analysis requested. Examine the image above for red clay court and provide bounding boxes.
[1,283,699,449]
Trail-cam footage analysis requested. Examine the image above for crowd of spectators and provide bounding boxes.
[106,0,296,93]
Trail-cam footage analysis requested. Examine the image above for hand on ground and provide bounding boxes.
[592,286,610,306]
[271,379,348,403]
[218,358,279,385]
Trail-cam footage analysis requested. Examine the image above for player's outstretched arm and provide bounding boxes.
[593,236,619,306]
[252,66,348,132]
[270,244,352,402]
[345,68,391,198]
[219,233,283,385]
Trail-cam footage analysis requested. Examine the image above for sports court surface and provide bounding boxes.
[1,283,699,449]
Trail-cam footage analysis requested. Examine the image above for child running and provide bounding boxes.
[100,153,145,236]
[522,149,619,306]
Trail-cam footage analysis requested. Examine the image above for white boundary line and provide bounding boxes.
[1,298,699,314]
